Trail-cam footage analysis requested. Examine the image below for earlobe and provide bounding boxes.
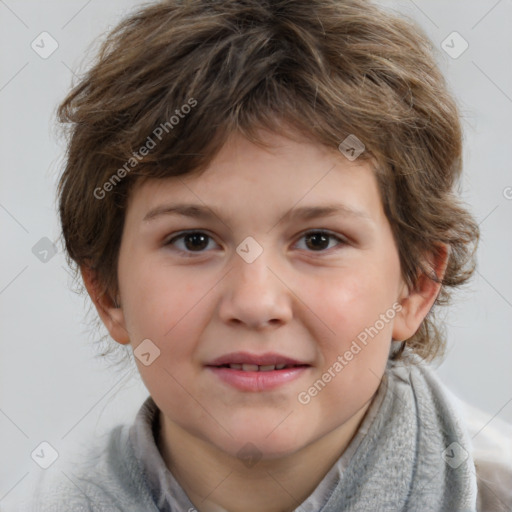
[80,265,131,345]
[391,244,450,342]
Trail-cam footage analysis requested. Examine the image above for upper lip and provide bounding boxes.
[206,351,310,367]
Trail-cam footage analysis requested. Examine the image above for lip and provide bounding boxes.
[205,351,312,392]
[206,351,309,367]
[206,365,310,392]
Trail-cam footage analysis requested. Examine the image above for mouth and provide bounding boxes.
[205,352,312,391]
[206,351,311,368]
[212,363,309,372]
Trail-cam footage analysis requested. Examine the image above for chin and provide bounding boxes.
[214,422,311,461]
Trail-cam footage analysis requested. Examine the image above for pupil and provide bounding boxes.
[306,232,328,250]
[185,232,208,251]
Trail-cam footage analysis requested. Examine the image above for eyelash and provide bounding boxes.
[164,230,348,257]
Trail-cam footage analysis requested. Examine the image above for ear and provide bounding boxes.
[392,244,450,342]
[80,265,130,345]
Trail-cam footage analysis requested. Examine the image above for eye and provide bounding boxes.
[164,229,347,256]
[165,231,219,255]
[295,230,347,252]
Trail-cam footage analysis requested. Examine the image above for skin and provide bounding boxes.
[83,129,448,512]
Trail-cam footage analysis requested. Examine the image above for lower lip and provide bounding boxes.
[206,366,310,392]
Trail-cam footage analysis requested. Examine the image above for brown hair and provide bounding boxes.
[56,0,479,363]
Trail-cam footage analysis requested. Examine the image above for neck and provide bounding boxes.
[157,400,373,512]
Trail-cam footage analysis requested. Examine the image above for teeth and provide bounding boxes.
[242,363,259,372]
[226,363,293,371]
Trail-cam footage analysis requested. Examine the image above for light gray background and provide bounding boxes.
[1,0,511,509]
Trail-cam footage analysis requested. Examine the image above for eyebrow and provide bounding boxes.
[142,202,373,224]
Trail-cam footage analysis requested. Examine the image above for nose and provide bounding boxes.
[217,249,293,330]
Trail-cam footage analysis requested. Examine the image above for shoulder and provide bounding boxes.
[22,423,158,512]
[389,356,512,511]
[457,399,512,511]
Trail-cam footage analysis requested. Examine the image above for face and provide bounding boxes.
[114,130,409,459]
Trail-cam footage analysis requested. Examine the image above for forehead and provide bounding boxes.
[126,131,386,227]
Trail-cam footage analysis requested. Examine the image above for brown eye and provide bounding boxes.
[182,232,209,251]
[166,231,217,254]
[305,232,330,251]
[296,230,346,252]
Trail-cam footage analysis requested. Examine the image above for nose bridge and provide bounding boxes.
[233,233,275,281]
[218,241,292,327]
[232,243,278,300]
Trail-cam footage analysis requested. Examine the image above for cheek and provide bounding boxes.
[310,267,395,342]
[123,266,212,403]
[121,259,205,335]
[298,270,395,421]
[120,264,220,384]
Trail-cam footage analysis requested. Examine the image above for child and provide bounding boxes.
[28,0,512,510]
